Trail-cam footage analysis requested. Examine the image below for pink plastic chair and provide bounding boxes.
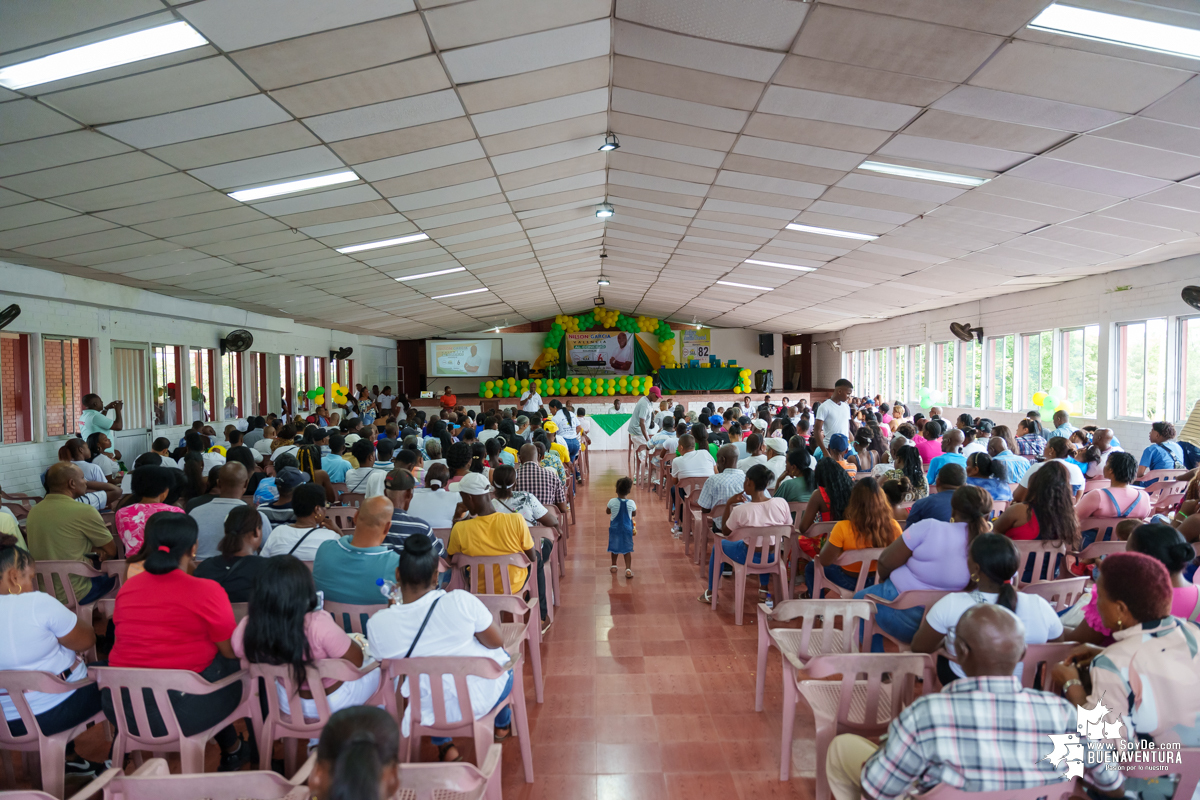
[90,666,253,774]
[89,754,314,800]
[1141,469,1188,484]
[672,476,708,557]
[910,779,1076,800]
[861,590,951,652]
[338,492,366,508]
[323,601,385,634]
[380,654,533,783]
[1018,642,1078,690]
[0,671,106,799]
[1074,539,1124,563]
[248,659,385,775]
[1012,540,1066,586]
[31,560,117,627]
[1076,516,1129,545]
[450,552,540,613]
[629,443,651,485]
[1147,479,1187,513]
[397,742,502,800]
[787,652,934,793]
[1018,576,1089,612]
[711,524,792,625]
[326,507,357,531]
[809,547,884,601]
[694,502,726,568]
[754,599,873,712]
[476,593,543,704]
[790,520,834,595]
[431,528,452,555]
[0,489,38,521]
[1082,478,1111,495]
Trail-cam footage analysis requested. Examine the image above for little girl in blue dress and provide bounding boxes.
[607,476,636,578]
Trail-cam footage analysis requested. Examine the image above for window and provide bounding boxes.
[1180,318,1200,421]
[1116,319,1167,420]
[988,335,1016,411]
[962,339,983,409]
[43,336,89,437]
[890,347,905,404]
[1061,326,1099,417]
[190,347,215,423]
[280,355,292,417]
[874,349,886,400]
[152,345,183,426]
[850,351,863,393]
[111,344,148,430]
[0,332,32,443]
[910,344,925,402]
[247,353,269,417]
[294,355,310,412]
[221,350,242,419]
[1021,331,1054,410]
[311,356,328,399]
[933,341,954,406]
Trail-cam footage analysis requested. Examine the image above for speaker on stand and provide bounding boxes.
[516,361,530,380]
[759,333,774,357]
[502,360,517,379]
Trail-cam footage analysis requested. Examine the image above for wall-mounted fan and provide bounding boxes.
[0,304,20,330]
[330,346,353,360]
[1183,286,1200,311]
[949,321,983,343]
[219,329,254,355]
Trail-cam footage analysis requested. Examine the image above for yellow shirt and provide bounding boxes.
[447,512,535,592]
[827,519,901,572]
[550,442,570,466]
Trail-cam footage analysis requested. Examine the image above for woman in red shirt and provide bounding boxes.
[104,512,253,771]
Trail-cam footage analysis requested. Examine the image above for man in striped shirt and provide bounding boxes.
[383,469,443,557]
[826,604,1124,800]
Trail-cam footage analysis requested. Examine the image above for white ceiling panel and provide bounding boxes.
[1008,158,1173,198]
[472,89,609,137]
[357,140,487,182]
[758,86,921,131]
[932,86,1126,133]
[616,0,807,50]
[442,19,610,84]
[188,146,346,191]
[1049,135,1200,182]
[0,99,82,144]
[303,91,465,142]
[0,131,131,178]
[732,137,863,171]
[877,134,1030,172]
[612,20,784,82]
[179,0,412,50]
[99,95,292,149]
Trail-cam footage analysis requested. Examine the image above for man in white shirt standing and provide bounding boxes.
[79,393,124,439]
[520,385,542,414]
[378,386,397,415]
[812,378,853,457]
[628,386,659,450]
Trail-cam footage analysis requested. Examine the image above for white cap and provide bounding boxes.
[751,418,768,431]
[457,472,493,495]
[764,437,787,454]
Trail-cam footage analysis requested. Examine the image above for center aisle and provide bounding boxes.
[503,451,817,800]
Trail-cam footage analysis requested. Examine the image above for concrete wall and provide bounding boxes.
[811,254,1200,463]
[0,262,395,494]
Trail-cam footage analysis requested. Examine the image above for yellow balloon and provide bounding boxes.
[733,387,742,394]
[484,390,494,398]
[1032,391,1047,406]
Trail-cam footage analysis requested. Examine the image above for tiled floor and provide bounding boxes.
[496,451,817,800]
[43,450,818,799]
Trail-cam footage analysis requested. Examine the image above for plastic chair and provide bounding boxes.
[326,507,357,531]
[629,443,650,485]
[861,590,951,652]
[694,501,728,568]
[31,560,118,627]
[0,489,38,521]
[380,654,533,783]
[788,652,934,792]
[1140,469,1188,484]
[910,778,1076,800]
[755,599,872,712]
[1017,642,1078,690]
[1122,747,1200,800]
[90,666,253,774]
[1082,479,1111,495]
[810,547,884,601]
[85,754,314,800]
[476,593,543,704]
[0,671,106,799]
[673,476,708,558]
[1076,516,1128,545]
[431,528,452,555]
[397,743,502,800]
[1018,576,1089,612]
[528,526,560,613]
[324,601,384,634]
[711,524,792,625]
[248,659,385,775]
[338,492,365,508]
[990,500,1009,516]
[1148,480,1187,513]
[1012,540,1066,586]
[330,482,348,495]
[790,520,835,595]
[1074,540,1125,563]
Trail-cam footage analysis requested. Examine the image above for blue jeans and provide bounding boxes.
[805,562,874,598]
[79,574,117,605]
[854,579,925,653]
[431,670,513,747]
[707,540,773,592]
[565,437,580,461]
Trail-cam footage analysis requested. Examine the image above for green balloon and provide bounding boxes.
[306,389,319,399]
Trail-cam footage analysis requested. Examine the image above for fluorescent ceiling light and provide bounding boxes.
[0,21,208,90]
[395,266,465,282]
[716,280,772,292]
[744,259,816,272]
[785,223,877,241]
[337,232,429,254]
[231,171,358,203]
[1028,3,1200,60]
[597,277,610,286]
[595,203,615,218]
[858,161,989,187]
[433,287,489,300]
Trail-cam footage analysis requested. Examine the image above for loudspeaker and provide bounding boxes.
[502,360,517,379]
[516,361,530,380]
[759,333,774,357]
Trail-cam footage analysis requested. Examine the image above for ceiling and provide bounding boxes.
[3,0,1200,337]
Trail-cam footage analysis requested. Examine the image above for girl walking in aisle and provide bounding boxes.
[608,476,636,578]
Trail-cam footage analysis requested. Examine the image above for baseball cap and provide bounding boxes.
[708,414,723,426]
[457,472,492,496]
[764,437,787,454]
[344,434,361,445]
[750,418,768,431]
[234,418,249,432]
[543,421,559,433]
[276,466,310,490]
[828,433,849,452]
[648,386,661,399]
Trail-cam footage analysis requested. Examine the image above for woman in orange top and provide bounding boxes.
[806,476,902,597]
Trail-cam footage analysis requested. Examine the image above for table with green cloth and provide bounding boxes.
[656,367,742,392]
[589,413,632,436]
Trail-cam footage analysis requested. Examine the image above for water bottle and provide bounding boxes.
[376,578,401,603]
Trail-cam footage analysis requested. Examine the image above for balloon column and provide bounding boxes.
[540,307,677,372]
[330,383,349,405]
[478,375,655,397]
[732,369,753,394]
[1032,386,1071,414]
[917,387,945,409]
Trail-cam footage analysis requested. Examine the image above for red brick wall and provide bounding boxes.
[1,337,16,443]
[44,338,83,437]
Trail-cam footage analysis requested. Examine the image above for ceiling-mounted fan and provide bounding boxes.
[949,321,983,343]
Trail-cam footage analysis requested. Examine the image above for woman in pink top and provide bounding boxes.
[114,466,182,556]
[913,423,943,464]
[232,555,379,725]
[1075,451,1150,521]
[1065,523,1199,645]
[701,464,792,600]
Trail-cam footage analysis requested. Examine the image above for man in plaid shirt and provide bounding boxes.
[514,444,568,520]
[696,445,746,530]
[827,605,1124,800]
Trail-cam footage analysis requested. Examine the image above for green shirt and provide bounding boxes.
[26,493,112,602]
[79,408,114,439]
[773,475,813,504]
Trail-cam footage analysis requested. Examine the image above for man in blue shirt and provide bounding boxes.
[1138,421,1185,483]
[905,464,965,524]
[313,495,400,606]
[1050,410,1078,440]
[927,429,966,486]
[321,433,352,483]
